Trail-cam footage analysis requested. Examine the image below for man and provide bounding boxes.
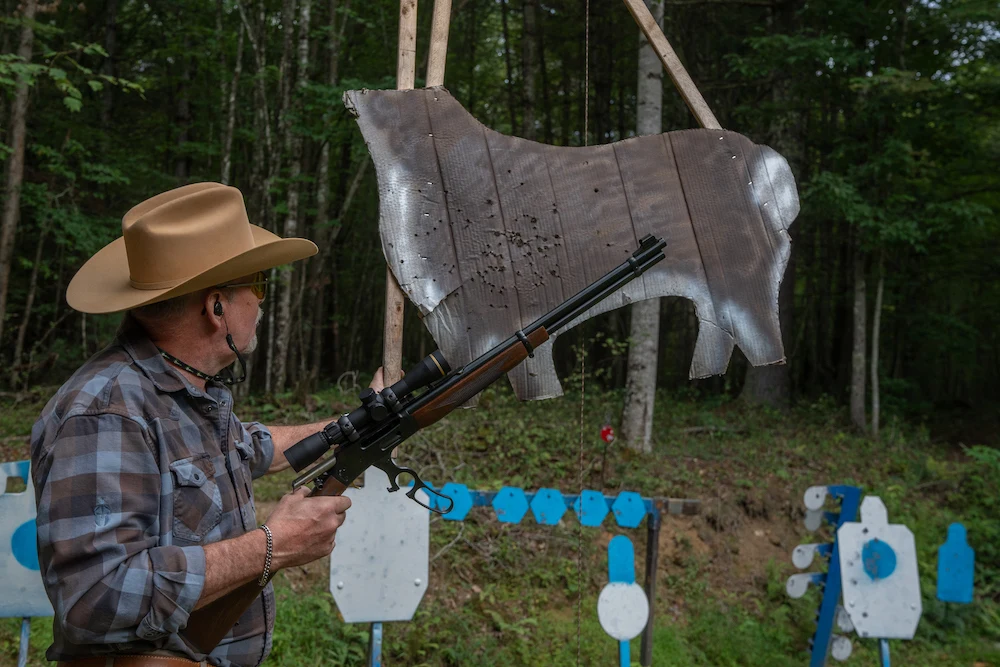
[31,183,372,667]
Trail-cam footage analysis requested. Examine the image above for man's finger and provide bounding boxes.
[369,367,385,392]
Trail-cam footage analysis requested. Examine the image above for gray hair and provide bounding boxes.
[129,286,240,328]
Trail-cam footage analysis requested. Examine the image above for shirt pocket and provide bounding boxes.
[169,453,223,542]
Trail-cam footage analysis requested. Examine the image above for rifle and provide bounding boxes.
[182,234,666,653]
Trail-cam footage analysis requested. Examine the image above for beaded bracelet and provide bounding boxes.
[258,524,273,587]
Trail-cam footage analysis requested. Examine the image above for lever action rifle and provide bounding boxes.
[182,234,666,652]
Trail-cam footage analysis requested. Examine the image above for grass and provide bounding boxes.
[1,383,998,666]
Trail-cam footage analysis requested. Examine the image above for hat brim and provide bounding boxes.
[67,225,318,314]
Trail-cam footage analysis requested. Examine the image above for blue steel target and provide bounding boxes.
[862,538,897,581]
[11,520,39,571]
[530,488,566,525]
[439,483,473,521]
[574,490,609,527]
[0,459,53,619]
[611,492,646,528]
[937,523,974,604]
[492,487,529,524]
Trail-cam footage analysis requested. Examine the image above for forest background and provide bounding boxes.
[0,0,999,665]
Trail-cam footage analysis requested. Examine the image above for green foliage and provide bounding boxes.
[2,388,1000,665]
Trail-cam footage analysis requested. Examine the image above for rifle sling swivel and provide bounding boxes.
[516,330,535,358]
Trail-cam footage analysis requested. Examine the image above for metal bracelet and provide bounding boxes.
[258,524,273,587]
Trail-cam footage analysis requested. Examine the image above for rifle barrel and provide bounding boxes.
[533,234,666,334]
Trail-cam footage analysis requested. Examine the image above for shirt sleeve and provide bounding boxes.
[242,421,274,479]
[32,412,206,646]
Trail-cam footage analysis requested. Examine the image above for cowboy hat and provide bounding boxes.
[67,182,318,314]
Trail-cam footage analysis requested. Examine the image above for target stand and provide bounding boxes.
[330,471,698,666]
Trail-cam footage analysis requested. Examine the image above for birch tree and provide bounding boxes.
[272,0,311,393]
[850,246,867,432]
[620,0,663,453]
[0,0,38,348]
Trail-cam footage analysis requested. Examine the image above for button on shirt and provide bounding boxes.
[30,319,276,666]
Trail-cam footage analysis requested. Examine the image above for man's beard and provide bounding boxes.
[243,307,264,354]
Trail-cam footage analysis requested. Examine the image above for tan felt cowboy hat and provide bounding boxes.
[67,182,318,314]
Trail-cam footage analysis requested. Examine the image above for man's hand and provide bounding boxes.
[370,366,385,392]
[264,487,352,569]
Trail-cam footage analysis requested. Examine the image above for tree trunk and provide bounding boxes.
[871,254,884,440]
[620,0,663,454]
[220,7,244,185]
[0,0,37,350]
[520,0,537,139]
[10,220,46,384]
[272,0,311,393]
[499,0,517,133]
[101,0,118,129]
[306,0,349,385]
[174,33,193,181]
[850,246,867,433]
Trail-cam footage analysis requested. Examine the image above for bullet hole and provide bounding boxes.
[594,188,599,193]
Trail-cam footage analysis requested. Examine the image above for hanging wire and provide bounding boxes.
[577,5,591,663]
[583,0,590,147]
[576,346,586,666]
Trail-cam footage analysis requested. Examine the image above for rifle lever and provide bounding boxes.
[373,457,455,515]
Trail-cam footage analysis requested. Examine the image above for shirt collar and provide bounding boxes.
[118,315,222,398]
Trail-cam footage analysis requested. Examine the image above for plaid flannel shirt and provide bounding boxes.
[30,318,276,666]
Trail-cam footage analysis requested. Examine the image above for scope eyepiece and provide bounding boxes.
[383,350,451,408]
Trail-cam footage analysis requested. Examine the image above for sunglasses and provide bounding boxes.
[218,271,268,301]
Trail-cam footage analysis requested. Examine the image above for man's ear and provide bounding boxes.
[200,290,226,330]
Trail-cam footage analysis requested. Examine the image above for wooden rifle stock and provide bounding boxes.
[412,327,549,428]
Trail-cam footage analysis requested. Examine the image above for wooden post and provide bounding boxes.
[426,0,452,87]
[383,0,419,384]
[620,0,721,130]
[639,513,661,666]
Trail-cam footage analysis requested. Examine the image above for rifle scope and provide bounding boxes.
[284,349,451,472]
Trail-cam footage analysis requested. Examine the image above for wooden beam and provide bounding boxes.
[426,0,452,87]
[396,0,418,90]
[621,0,721,130]
[384,0,419,384]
